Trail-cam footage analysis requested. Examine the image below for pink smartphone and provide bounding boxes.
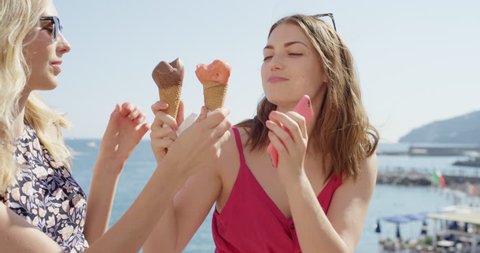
[267,95,314,168]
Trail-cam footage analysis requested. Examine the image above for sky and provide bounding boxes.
[47,0,480,142]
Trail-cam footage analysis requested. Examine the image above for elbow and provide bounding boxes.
[333,240,355,253]
[303,242,352,253]
[343,242,357,253]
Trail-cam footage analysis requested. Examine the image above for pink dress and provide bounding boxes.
[212,128,343,253]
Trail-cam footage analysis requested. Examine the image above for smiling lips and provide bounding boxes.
[268,75,289,83]
[51,61,62,74]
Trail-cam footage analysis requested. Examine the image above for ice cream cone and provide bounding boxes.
[152,58,184,118]
[195,59,231,111]
[160,85,182,118]
[202,82,228,110]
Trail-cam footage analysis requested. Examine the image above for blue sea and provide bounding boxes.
[67,140,480,252]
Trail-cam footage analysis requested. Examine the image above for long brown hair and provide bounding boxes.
[237,14,379,181]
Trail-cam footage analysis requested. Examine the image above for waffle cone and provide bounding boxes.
[202,82,227,111]
[159,85,182,118]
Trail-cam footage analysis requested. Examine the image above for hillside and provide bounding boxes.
[399,110,480,144]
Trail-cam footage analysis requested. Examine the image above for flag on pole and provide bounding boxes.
[432,169,446,188]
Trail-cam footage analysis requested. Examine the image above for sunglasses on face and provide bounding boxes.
[312,13,337,31]
[39,16,63,41]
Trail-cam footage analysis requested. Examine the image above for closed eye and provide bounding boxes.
[263,55,273,61]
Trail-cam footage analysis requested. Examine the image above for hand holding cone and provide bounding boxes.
[152,58,184,118]
[195,59,231,111]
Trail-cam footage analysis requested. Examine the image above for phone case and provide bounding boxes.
[267,95,314,168]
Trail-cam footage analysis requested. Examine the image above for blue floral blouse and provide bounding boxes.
[1,124,88,252]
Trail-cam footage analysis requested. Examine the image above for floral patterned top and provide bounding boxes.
[0,124,89,253]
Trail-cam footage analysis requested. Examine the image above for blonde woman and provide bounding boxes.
[144,14,379,253]
[0,0,231,252]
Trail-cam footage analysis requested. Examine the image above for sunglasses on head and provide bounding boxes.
[311,13,337,31]
[39,16,63,41]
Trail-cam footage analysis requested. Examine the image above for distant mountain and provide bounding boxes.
[399,110,480,144]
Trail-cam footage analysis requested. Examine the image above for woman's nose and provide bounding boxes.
[57,33,71,54]
[269,55,284,71]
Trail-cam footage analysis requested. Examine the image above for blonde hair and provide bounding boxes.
[237,14,378,181]
[0,0,71,195]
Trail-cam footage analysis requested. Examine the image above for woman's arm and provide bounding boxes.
[0,158,196,253]
[284,156,377,253]
[0,160,185,253]
[143,168,222,253]
[267,110,377,253]
[87,156,203,252]
[143,101,227,253]
[0,107,231,253]
[85,103,149,243]
[0,203,64,253]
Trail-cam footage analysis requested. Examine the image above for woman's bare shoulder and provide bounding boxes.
[359,153,378,183]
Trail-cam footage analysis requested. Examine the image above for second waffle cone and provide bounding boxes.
[202,82,227,110]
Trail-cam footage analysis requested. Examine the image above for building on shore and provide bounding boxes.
[408,144,480,156]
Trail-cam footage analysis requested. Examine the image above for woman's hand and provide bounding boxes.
[162,106,231,177]
[266,110,309,185]
[97,102,150,174]
[150,100,184,163]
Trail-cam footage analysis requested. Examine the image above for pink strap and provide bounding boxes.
[231,128,246,167]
